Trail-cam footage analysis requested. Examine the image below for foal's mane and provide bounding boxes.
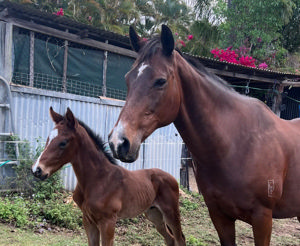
[77,119,118,165]
[137,35,234,92]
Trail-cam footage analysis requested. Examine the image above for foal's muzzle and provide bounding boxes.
[32,166,49,181]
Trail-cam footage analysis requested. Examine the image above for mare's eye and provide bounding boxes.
[59,140,68,149]
[154,78,167,88]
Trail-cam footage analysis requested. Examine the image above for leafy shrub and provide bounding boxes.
[1,136,82,230]
[0,197,29,227]
[0,193,82,230]
[43,198,82,230]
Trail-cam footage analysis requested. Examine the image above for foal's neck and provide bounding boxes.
[71,129,113,188]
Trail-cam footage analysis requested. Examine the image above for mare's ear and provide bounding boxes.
[161,24,174,57]
[129,25,141,52]
[65,107,78,129]
[50,107,63,124]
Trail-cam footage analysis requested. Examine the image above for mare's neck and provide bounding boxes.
[173,52,238,164]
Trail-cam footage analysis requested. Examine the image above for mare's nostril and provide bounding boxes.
[36,167,42,175]
[117,137,130,158]
[33,166,42,178]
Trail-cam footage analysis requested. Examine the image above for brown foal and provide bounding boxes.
[32,107,185,246]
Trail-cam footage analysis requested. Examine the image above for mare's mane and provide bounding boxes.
[137,35,234,92]
[76,119,118,165]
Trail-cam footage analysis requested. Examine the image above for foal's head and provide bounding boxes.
[32,107,81,180]
[109,25,181,162]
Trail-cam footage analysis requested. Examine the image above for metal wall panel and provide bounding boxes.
[9,85,182,190]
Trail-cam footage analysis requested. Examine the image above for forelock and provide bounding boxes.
[136,35,162,63]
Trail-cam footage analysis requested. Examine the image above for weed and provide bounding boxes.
[181,198,199,211]
[187,235,207,246]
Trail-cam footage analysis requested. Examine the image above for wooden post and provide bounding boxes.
[29,31,34,87]
[102,40,108,97]
[272,84,284,117]
[62,30,69,93]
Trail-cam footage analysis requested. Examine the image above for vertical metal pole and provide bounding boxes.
[102,40,108,97]
[62,30,69,93]
[272,84,284,117]
[29,31,35,87]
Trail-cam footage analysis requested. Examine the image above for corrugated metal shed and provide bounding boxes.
[10,85,183,191]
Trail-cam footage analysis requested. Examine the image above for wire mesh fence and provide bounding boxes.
[12,72,127,100]
[0,139,193,192]
[12,26,130,101]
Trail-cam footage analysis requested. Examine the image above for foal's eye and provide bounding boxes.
[153,78,167,88]
[59,140,68,149]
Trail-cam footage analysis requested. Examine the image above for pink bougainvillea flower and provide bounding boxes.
[212,47,257,68]
[257,37,262,43]
[258,62,268,69]
[179,40,186,47]
[239,56,256,67]
[142,37,148,42]
[187,35,193,40]
[88,16,92,21]
[55,8,64,16]
[175,32,179,36]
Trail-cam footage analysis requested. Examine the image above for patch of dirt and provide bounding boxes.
[188,167,198,193]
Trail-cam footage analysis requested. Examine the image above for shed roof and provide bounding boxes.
[0,0,131,49]
[0,0,299,85]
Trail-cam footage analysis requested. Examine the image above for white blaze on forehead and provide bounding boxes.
[32,128,58,173]
[48,129,58,144]
[137,63,148,78]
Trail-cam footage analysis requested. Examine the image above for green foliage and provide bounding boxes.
[0,197,29,227]
[43,198,82,230]
[181,198,199,211]
[4,135,63,199]
[282,0,300,52]
[1,135,81,230]
[182,20,220,57]
[0,193,82,230]
[216,0,296,64]
[187,235,206,246]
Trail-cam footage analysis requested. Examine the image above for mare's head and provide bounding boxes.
[32,107,81,180]
[109,25,181,162]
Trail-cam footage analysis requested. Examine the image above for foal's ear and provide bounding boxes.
[50,107,63,124]
[65,107,78,129]
[161,24,174,57]
[129,25,141,52]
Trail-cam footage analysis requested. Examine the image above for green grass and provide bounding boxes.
[1,190,300,245]
[0,223,86,246]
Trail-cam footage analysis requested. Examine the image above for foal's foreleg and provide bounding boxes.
[158,204,186,246]
[83,215,100,246]
[145,206,175,246]
[98,217,117,246]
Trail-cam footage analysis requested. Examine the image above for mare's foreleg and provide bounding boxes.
[251,207,273,246]
[83,214,100,246]
[207,206,237,246]
[145,206,175,246]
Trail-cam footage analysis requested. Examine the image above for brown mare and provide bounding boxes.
[32,107,186,246]
[108,25,300,246]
